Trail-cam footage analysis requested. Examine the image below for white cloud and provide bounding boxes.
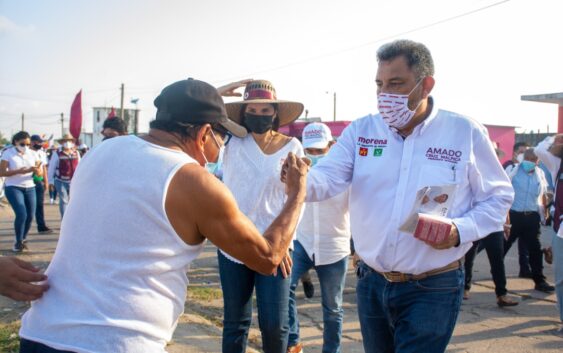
[0,15,34,36]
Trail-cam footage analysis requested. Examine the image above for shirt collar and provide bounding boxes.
[416,96,439,136]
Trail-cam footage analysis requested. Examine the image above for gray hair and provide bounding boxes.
[376,39,435,80]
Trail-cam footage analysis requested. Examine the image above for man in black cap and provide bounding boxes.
[18,78,308,353]
[30,135,52,233]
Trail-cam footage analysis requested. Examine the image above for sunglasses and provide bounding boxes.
[18,143,31,147]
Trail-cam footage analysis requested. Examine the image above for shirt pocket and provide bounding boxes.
[417,162,468,190]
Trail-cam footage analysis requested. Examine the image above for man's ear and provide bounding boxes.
[421,76,435,99]
[196,124,212,148]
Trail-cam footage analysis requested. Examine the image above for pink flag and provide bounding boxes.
[69,90,82,139]
[107,107,116,119]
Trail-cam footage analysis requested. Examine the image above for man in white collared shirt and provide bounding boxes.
[287,122,351,353]
[303,40,514,353]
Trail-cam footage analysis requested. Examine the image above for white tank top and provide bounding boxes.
[20,135,205,353]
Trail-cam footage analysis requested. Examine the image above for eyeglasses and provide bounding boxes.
[222,132,232,146]
[18,143,31,147]
[212,129,232,146]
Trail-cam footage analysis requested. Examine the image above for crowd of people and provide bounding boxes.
[0,39,561,353]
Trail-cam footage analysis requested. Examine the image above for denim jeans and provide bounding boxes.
[34,181,48,231]
[356,261,463,353]
[54,179,71,218]
[553,233,563,322]
[464,231,508,297]
[20,338,73,352]
[218,250,290,353]
[5,186,36,244]
[288,240,348,353]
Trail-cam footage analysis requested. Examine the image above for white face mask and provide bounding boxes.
[377,80,423,129]
[16,145,28,153]
[63,142,74,149]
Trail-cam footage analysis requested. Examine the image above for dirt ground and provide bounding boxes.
[1,201,562,352]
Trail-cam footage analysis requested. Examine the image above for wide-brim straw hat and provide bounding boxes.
[225,80,304,127]
[58,133,75,142]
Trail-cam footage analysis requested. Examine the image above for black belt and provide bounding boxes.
[510,210,538,216]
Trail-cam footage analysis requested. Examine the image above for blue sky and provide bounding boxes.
[1,0,562,139]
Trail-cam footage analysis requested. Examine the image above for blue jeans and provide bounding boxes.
[288,240,348,353]
[20,338,72,352]
[54,179,71,218]
[5,186,36,244]
[218,250,291,353]
[356,261,464,353]
[553,233,563,322]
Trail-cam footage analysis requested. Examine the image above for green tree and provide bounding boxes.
[0,131,10,146]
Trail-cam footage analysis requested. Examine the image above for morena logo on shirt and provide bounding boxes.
[357,136,388,157]
[425,147,463,163]
[357,137,388,146]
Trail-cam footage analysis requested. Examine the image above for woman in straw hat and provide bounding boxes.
[47,133,81,218]
[216,79,305,353]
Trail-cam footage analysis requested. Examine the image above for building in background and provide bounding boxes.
[521,92,563,133]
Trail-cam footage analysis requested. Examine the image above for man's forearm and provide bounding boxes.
[262,192,305,264]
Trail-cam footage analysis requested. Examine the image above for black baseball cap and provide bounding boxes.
[30,135,43,142]
[154,78,247,138]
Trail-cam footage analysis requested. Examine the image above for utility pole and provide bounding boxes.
[333,92,337,122]
[120,83,125,119]
[21,113,24,131]
[60,113,64,137]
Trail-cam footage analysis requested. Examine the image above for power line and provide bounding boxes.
[213,0,512,84]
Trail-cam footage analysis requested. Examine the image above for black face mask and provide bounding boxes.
[244,113,274,134]
[32,144,42,150]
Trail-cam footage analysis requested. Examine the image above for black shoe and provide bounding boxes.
[518,272,533,279]
[534,281,555,293]
[38,227,53,234]
[12,242,24,253]
[302,280,315,299]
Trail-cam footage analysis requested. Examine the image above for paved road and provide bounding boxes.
[1,201,561,352]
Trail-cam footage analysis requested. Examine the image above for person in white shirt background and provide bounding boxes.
[30,134,53,234]
[284,39,514,353]
[0,131,43,252]
[287,122,351,353]
[534,135,563,332]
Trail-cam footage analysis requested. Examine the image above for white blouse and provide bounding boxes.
[220,134,304,264]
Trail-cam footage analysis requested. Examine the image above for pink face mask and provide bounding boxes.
[377,80,423,129]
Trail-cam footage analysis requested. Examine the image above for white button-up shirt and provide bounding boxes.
[306,98,514,274]
[297,188,351,266]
